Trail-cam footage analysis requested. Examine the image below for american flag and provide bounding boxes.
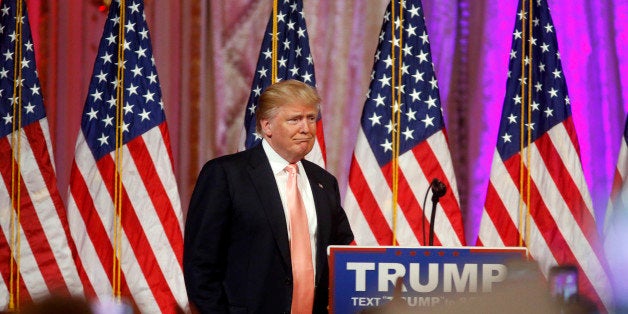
[476,0,612,310]
[604,114,628,302]
[66,0,187,312]
[343,0,465,247]
[0,0,83,309]
[243,0,325,167]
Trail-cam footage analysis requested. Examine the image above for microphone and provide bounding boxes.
[431,179,447,202]
[428,179,447,246]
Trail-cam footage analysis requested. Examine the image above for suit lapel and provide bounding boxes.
[246,145,291,270]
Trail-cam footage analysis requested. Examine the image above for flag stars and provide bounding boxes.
[107,95,117,108]
[252,85,262,97]
[402,44,413,56]
[384,120,396,134]
[552,68,562,78]
[383,55,393,68]
[135,46,147,59]
[564,96,570,105]
[535,81,543,92]
[544,23,554,33]
[380,138,393,153]
[125,20,136,33]
[91,89,103,102]
[425,95,438,108]
[124,102,134,115]
[23,102,35,114]
[0,67,7,78]
[96,70,107,83]
[507,113,517,124]
[106,33,117,45]
[406,109,418,122]
[412,69,424,83]
[297,27,306,38]
[540,42,550,53]
[379,73,391,87]
[282,38,291,50]
[101,52,113,64]
[120,121,130,133]
[1,5,9,16]
[248,104,256,115]
[429,77,438,90]
[30,84,40,95]
[276,12,286,22]
[531,101,540,111]
[373,94,386,107]
[538,63,546,72]
[417,50,429,63]
[289,65,299,76]
[408,5,421,18]
[147,72,157,84]
[421,114,435,127]
[2,112,12,125]
[368,112,382,126]
[301,71,312,83]
[143,90,155,103]
[513,29,522,39]
[544,107,554,117]
[409,89,421,102]
[502,133,512,143]
[129,2,141,13]
[24,41,33,51]
[518,9,527,21]
[406,24,417,37]
[131,65,143,77]
[110,15,120,26]
[402,127,414,140]
[86,107,98,120]
[97,133,109,146]
[510,49,517,59]
[102,114,114,127]
[277,56,287,68]
[513,94,522,104]
[419,31,429,44]
[126,83,139,95]
[548,87,558,98]
[3,49,13,60]
[533,17,540,26]
[138,108,151,121]
[258,67,268,78]
[139,28,149,40]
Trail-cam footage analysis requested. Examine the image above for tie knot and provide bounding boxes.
[285,163,298,175]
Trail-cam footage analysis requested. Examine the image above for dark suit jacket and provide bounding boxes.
[183,144,354,313]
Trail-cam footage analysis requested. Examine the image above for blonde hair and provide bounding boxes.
[255,79,321,135]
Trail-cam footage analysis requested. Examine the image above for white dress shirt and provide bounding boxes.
[262,140,318,275]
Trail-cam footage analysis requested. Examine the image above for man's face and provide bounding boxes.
[260,101,318,163]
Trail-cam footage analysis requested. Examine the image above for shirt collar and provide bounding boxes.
[262,139,301,175]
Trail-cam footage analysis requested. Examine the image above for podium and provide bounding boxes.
[328,246,528,313]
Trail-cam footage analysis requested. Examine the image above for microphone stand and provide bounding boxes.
[428,180,447,246]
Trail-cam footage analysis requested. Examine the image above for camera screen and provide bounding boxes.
[549,266,578,302]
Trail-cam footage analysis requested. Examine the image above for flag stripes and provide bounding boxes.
[0,122,83,306]
[69,130,186,312]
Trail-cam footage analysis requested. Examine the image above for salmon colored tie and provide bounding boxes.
[285,164,314,313]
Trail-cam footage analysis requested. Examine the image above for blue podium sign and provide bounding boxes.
[328,246,528,313]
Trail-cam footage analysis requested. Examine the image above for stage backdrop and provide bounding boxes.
[27,0,627,243]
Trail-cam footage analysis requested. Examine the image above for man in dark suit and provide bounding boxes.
[183,79,354,313]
